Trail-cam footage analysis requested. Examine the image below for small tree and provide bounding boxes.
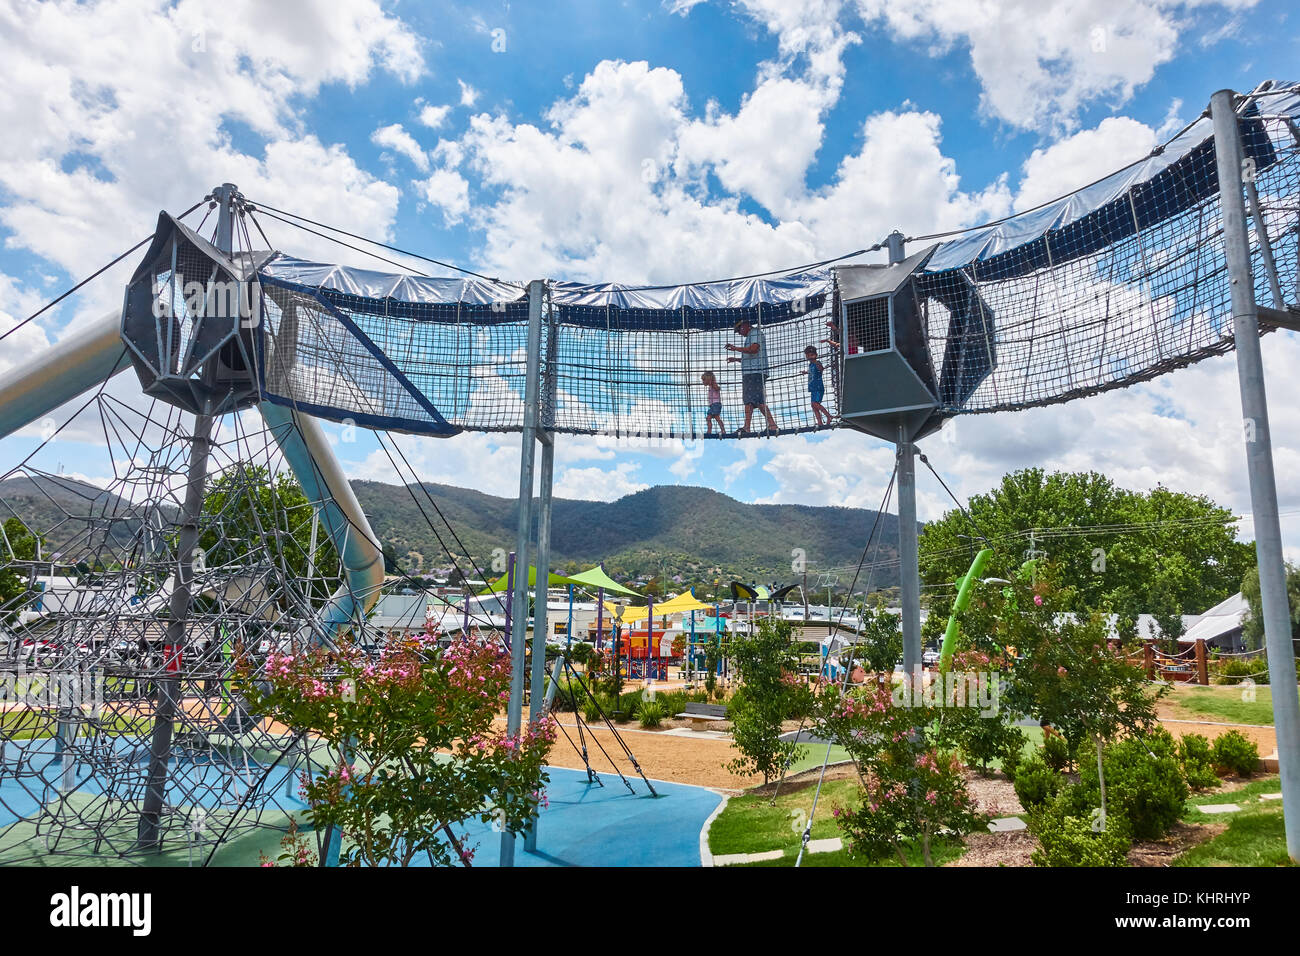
[849,602,903,681]
[726,618,809,783]
[242,634,555,867]
[939,649,1026,776]
[965,564,1163,831]
[201,465,340,606]
[814,682,983,866]
[702,633,722,700]
[0,518,40,623]
[1241,561,1300,651]
[567,641,595,672]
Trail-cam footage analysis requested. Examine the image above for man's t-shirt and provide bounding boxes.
[741,326,768,376]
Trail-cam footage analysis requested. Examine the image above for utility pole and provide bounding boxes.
[1211,89,1300,861]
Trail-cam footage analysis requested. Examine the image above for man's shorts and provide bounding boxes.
[742,373,766,407]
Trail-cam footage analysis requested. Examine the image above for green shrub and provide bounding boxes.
[637,699,665,728]
[1077,729,1188,841]
[1000,738,1024,781]
[581,695,605,723]
[1028,788,1131,867]
[1177,733,1220,790]
[1012,753,1062,810]
[1040,732,1070,772]
[945,707,1026,776]
[1211,655,1269,685]
[1210,729,1260,777]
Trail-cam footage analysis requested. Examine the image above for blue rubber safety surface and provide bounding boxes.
[438,766,722,868]
[0,735,307,831]
[1,742,721,867]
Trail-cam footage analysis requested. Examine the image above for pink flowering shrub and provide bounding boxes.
[260,817,317,868]
[813,682,984,866]
[242,633,555,868]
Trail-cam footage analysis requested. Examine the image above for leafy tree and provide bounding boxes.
[566,641,595,672]
[848,602,903,678]
[1241,561,1300,651]
[939,649,1026,775]
[199,465,340,606]
[702,633,721,700]
[726,618,809,784]
[957,562,1163,831]
[814,682,983,866]
[0,518,40,623]
[921,469,1252,623]
[958,564,1162,753]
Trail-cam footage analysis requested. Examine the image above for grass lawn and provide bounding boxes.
[1175,776,1293,867]
[1164,683,1297,726]
[782,743,851,775]
[707,776,966,867]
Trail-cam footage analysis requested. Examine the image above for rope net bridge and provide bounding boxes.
[242,84,1300,443]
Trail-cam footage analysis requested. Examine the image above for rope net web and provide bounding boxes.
[0,389,383,861]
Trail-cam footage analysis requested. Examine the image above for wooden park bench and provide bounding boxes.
[676,702,728,722]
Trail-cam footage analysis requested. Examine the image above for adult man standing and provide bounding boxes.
[726,318,778,434]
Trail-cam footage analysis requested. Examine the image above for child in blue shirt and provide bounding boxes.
[805,345,829,425]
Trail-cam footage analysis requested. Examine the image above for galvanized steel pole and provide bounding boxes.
[1211,88,1300,861]
[887,231,922,686]
[501,278,544,866]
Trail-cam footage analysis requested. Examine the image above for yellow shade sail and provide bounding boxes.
[604,591,713,623]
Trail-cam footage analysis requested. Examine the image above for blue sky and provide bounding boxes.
[3,0,1300,560]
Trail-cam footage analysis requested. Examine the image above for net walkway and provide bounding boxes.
[246,86,1300,440]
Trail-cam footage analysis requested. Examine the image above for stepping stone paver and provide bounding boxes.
[1199,803,1242,814]
[805,837,843,854]
[988,816,1028,832]
[1260,793,1282,801]
[714,849,784,866]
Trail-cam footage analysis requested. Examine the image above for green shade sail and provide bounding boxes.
[479,563,640,597]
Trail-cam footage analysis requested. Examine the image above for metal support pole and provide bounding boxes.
[646,595,655,683]
[887,231,923,689]
[503,552,515,644]
[897,429,921,685]
[137,406,212,849]
[530,437,554,724]
[137,183,237,850]
[566,585,574,651]
[524,433,553,853]
[501,278,543,868]
[1212,89,1300,861]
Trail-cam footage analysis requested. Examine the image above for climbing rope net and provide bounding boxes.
[256,259,838,438]
[0,391,385,861]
